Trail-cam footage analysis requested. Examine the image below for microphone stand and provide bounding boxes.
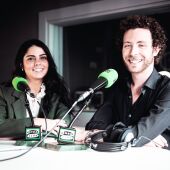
[24,92,42,141]
[27,101,78,146]
[27,94,92,145]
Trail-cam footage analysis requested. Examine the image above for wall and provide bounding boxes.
[0,0,169,87]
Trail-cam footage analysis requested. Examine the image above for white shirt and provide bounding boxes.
[26,84,46,118]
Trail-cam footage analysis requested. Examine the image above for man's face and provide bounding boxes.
[122,28,160,74]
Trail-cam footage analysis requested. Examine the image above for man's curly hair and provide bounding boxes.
[118,15,167,65]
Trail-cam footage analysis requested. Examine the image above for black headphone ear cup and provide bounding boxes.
[103,122,134,143]
[103,126,125,143]
[119,129,129,142]
[110,128,124,142]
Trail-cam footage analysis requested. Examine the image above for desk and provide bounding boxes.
[0,140,170,170]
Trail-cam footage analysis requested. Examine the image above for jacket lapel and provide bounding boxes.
[12,91,26,119]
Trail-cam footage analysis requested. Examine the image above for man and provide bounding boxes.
[85,15,170,149]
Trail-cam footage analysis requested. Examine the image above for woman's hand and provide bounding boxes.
[34,118,67,133]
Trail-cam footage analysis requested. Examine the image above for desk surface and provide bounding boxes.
[0,140,170,170]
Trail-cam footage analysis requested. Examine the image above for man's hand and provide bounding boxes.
[73,127,89,144]
[144,135,168,148]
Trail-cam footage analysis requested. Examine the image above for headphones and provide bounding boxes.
[86,122,135,152]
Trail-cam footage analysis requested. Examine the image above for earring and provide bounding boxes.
[20,63,24,71]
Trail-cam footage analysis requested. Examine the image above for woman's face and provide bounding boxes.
[23,45,49,82]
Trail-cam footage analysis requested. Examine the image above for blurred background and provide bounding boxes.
[0,0,170,112]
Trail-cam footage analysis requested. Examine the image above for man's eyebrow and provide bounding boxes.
[123,41,147,44]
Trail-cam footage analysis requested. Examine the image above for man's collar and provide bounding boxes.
[126,68,161,90]
[144,68,161,90]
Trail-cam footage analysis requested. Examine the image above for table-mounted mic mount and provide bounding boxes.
[24,93,41,141]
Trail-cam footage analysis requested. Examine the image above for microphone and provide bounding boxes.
[12,77,41,141]
[12,77,35,98]
[77,68,118,102]
[12,77,30,93]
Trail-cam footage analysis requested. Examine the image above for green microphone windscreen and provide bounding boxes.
[12,77,28,92]
[98,69,118,88]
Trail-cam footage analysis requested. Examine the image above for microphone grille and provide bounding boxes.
[12,77,28,92]
[98,69,118,88]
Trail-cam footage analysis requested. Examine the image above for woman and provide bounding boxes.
[0,39,71,139]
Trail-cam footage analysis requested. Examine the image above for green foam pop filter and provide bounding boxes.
[98,69,118,88]
[12,77,28,92]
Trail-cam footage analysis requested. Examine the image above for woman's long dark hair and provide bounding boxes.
[12,39,71,112]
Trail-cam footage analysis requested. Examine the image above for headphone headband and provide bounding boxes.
[88,131,130,152]
[85,123,135,152]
